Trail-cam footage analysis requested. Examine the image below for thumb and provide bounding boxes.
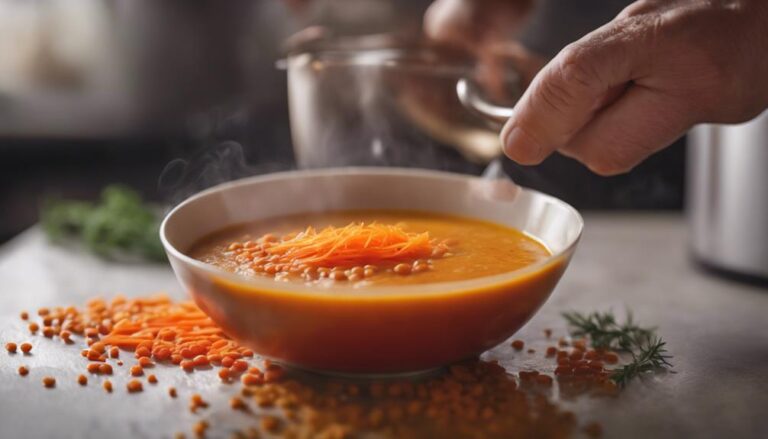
[500,17,655,165]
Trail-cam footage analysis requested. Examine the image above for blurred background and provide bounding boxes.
[0,0,685,244]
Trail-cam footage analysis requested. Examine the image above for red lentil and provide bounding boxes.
[511,340,525,350]
[192,420,208,438]
[169,387,178,398]
[230,397,247,410]
[130,365,143,376]
[18,366,29,376]
[99,363,113,375]
[231,359,248,372]
[20,311,29,320]
[603,352,620,364]
[260,416,280,433]
[28,323,39,334]
[5,342,17,353]
[78,375,88,385]
[148,374,158,384]
[127,380,143,393]
[241,373,262,386]
[42,376,56,388]
[104,380,113,393]
[20,342,32,354]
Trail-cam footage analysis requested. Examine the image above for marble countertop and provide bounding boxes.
[1,214,766,439]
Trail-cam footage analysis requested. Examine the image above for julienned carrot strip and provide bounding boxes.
[264,223,436,268]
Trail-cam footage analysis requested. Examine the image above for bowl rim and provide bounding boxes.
[160,167,583,298]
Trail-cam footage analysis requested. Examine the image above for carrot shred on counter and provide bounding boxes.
[265,223,436,268]
[26,294,253,374]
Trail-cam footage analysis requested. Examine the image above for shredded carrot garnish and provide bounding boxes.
[266,223,435,268]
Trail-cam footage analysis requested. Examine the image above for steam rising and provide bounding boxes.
[159,141,290,206]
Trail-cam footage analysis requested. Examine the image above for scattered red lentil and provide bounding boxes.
[192,420,208,438]
[126,380,143,393]
[511,340,525,350]
[544,328,552,338]
[28,323,39,334]
[148,374,158,384]
[109,347,120,358]
[5,342,17,353]
[42,376,56,388]
[18,366,29,376]
[230,397,247,410]
[20,311,29,320]
[130,365,144,376]
[231,359,248,372]
[190,394,208,412]
[260,415,280,433]
[13,294,616,438]
[104,380,113,393]
[241,373,262,387]
[78,375,88,385]
[99,363,113,375]
[20,342,32,354]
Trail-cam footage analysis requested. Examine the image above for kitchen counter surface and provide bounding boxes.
[1,213,766,439]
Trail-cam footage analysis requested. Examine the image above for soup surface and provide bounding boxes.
[189,210,550,286]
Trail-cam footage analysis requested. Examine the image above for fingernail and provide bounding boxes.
[502,126,542,164]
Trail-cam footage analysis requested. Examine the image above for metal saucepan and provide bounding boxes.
[280,34,521,169]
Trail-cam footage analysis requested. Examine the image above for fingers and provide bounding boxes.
[424,0,533,50]
[559,85,691,175]
[500,16,657,165]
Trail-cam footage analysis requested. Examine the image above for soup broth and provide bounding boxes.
[189,210,550,286]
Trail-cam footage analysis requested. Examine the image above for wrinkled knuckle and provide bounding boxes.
[558,44,596,89]
[535,78,574,114]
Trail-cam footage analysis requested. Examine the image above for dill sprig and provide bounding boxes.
[561,310,654,351]
[562,310,673,387]
[610,336,673,387]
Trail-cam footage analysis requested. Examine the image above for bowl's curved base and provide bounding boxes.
[279,360,446,381]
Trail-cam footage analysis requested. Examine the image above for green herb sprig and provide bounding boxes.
[611,335,673,387]
[41,185,166,262]
[562,310,672,387]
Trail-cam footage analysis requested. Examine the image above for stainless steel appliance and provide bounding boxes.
[687,111,768,283]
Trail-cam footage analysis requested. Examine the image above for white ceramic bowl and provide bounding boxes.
[161,168,583,374]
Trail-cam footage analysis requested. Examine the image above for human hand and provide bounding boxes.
[500,0,768,175]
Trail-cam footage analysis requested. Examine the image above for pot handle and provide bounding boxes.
[456,77,517,128]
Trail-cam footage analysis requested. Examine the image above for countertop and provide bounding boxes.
[1,214,766,439]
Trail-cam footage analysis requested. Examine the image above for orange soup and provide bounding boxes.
[189,210,551,286]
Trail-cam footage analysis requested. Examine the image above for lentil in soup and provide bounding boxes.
[189,210,550,286]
